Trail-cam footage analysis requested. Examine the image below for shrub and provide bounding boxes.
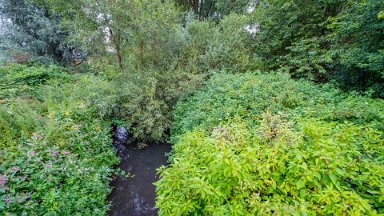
[0,64,119,215]
[171,72,383,139]
[156,72,384,215]
[111,13,259,142]
[0,64,71,99]
[253,0,384,96]
[179,14,259,75]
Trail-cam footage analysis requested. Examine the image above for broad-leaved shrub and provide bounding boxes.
[156,72,384,215]
[0,65,118,215]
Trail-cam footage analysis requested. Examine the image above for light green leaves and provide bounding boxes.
[378,11,384,20]
[1,64,119,215]
[296,179,305,190]
[157,72,384,215]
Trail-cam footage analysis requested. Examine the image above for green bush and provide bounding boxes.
[253,0,384,96]
[113,67,205,142]
[156,72,384,215]
[179,14,259,74]
[0,65,119,215]
[0,64,71,99]
[171,72,383,140]
[111,13,259,142]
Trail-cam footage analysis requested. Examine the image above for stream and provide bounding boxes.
[108,127,171,216]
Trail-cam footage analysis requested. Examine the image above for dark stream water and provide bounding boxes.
[108,128,171,216]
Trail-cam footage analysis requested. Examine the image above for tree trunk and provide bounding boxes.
[115,29,123,72]
[189,0,200,18]
[108,27,123,72]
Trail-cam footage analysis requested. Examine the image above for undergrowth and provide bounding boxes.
[0,64,119,215]
[156,72,384,215]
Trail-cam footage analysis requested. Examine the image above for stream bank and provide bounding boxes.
[108,127,171,216]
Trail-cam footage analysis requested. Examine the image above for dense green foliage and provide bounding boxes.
[254,0,384,95]
[37,0,257,141]
[156,72,384,215]
[0,64,70,98]
[327,0,384,94]
[112,13,257,141]
[0,0,80,64]
[0,64,118,214]
[1,0,383,141]
[3,0,382,141]
[174,0,250,19]
[1,0,384,214]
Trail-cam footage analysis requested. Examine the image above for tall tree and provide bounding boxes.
[28,0,257,141]
[0,0,80,64]
[327,0,384,95]
[43,0,181,72]
[253,0,345,78]
[174,0,250,19]
[253,0,384,96]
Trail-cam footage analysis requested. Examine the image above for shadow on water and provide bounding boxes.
[108,127,171,216]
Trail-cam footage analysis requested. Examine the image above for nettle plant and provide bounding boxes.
[156,72,384,215]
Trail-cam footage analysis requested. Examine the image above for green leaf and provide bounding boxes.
[329,173,338,186]
[296,179,305,190]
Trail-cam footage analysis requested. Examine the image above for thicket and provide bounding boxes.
[0,64,118,214]
[0,0,82,64]
[1,0,384,214]
[33,0,257,141]
[254,0,384,96]
[2,0,382,141]
[174,0,250,19]
[156,72,384,215]
[112,13,258,141]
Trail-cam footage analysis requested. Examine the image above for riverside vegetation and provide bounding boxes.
[156,72,384,215]
[0,64,118,214]
[0,0,383,215]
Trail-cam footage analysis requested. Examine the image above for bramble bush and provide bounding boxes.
[0,64,119,215]
[156,72,384,215]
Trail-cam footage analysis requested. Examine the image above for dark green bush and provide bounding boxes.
[253,0,384,96]
[156,72,384,215]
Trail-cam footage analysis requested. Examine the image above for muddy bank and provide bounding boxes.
[108,141,171,216]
